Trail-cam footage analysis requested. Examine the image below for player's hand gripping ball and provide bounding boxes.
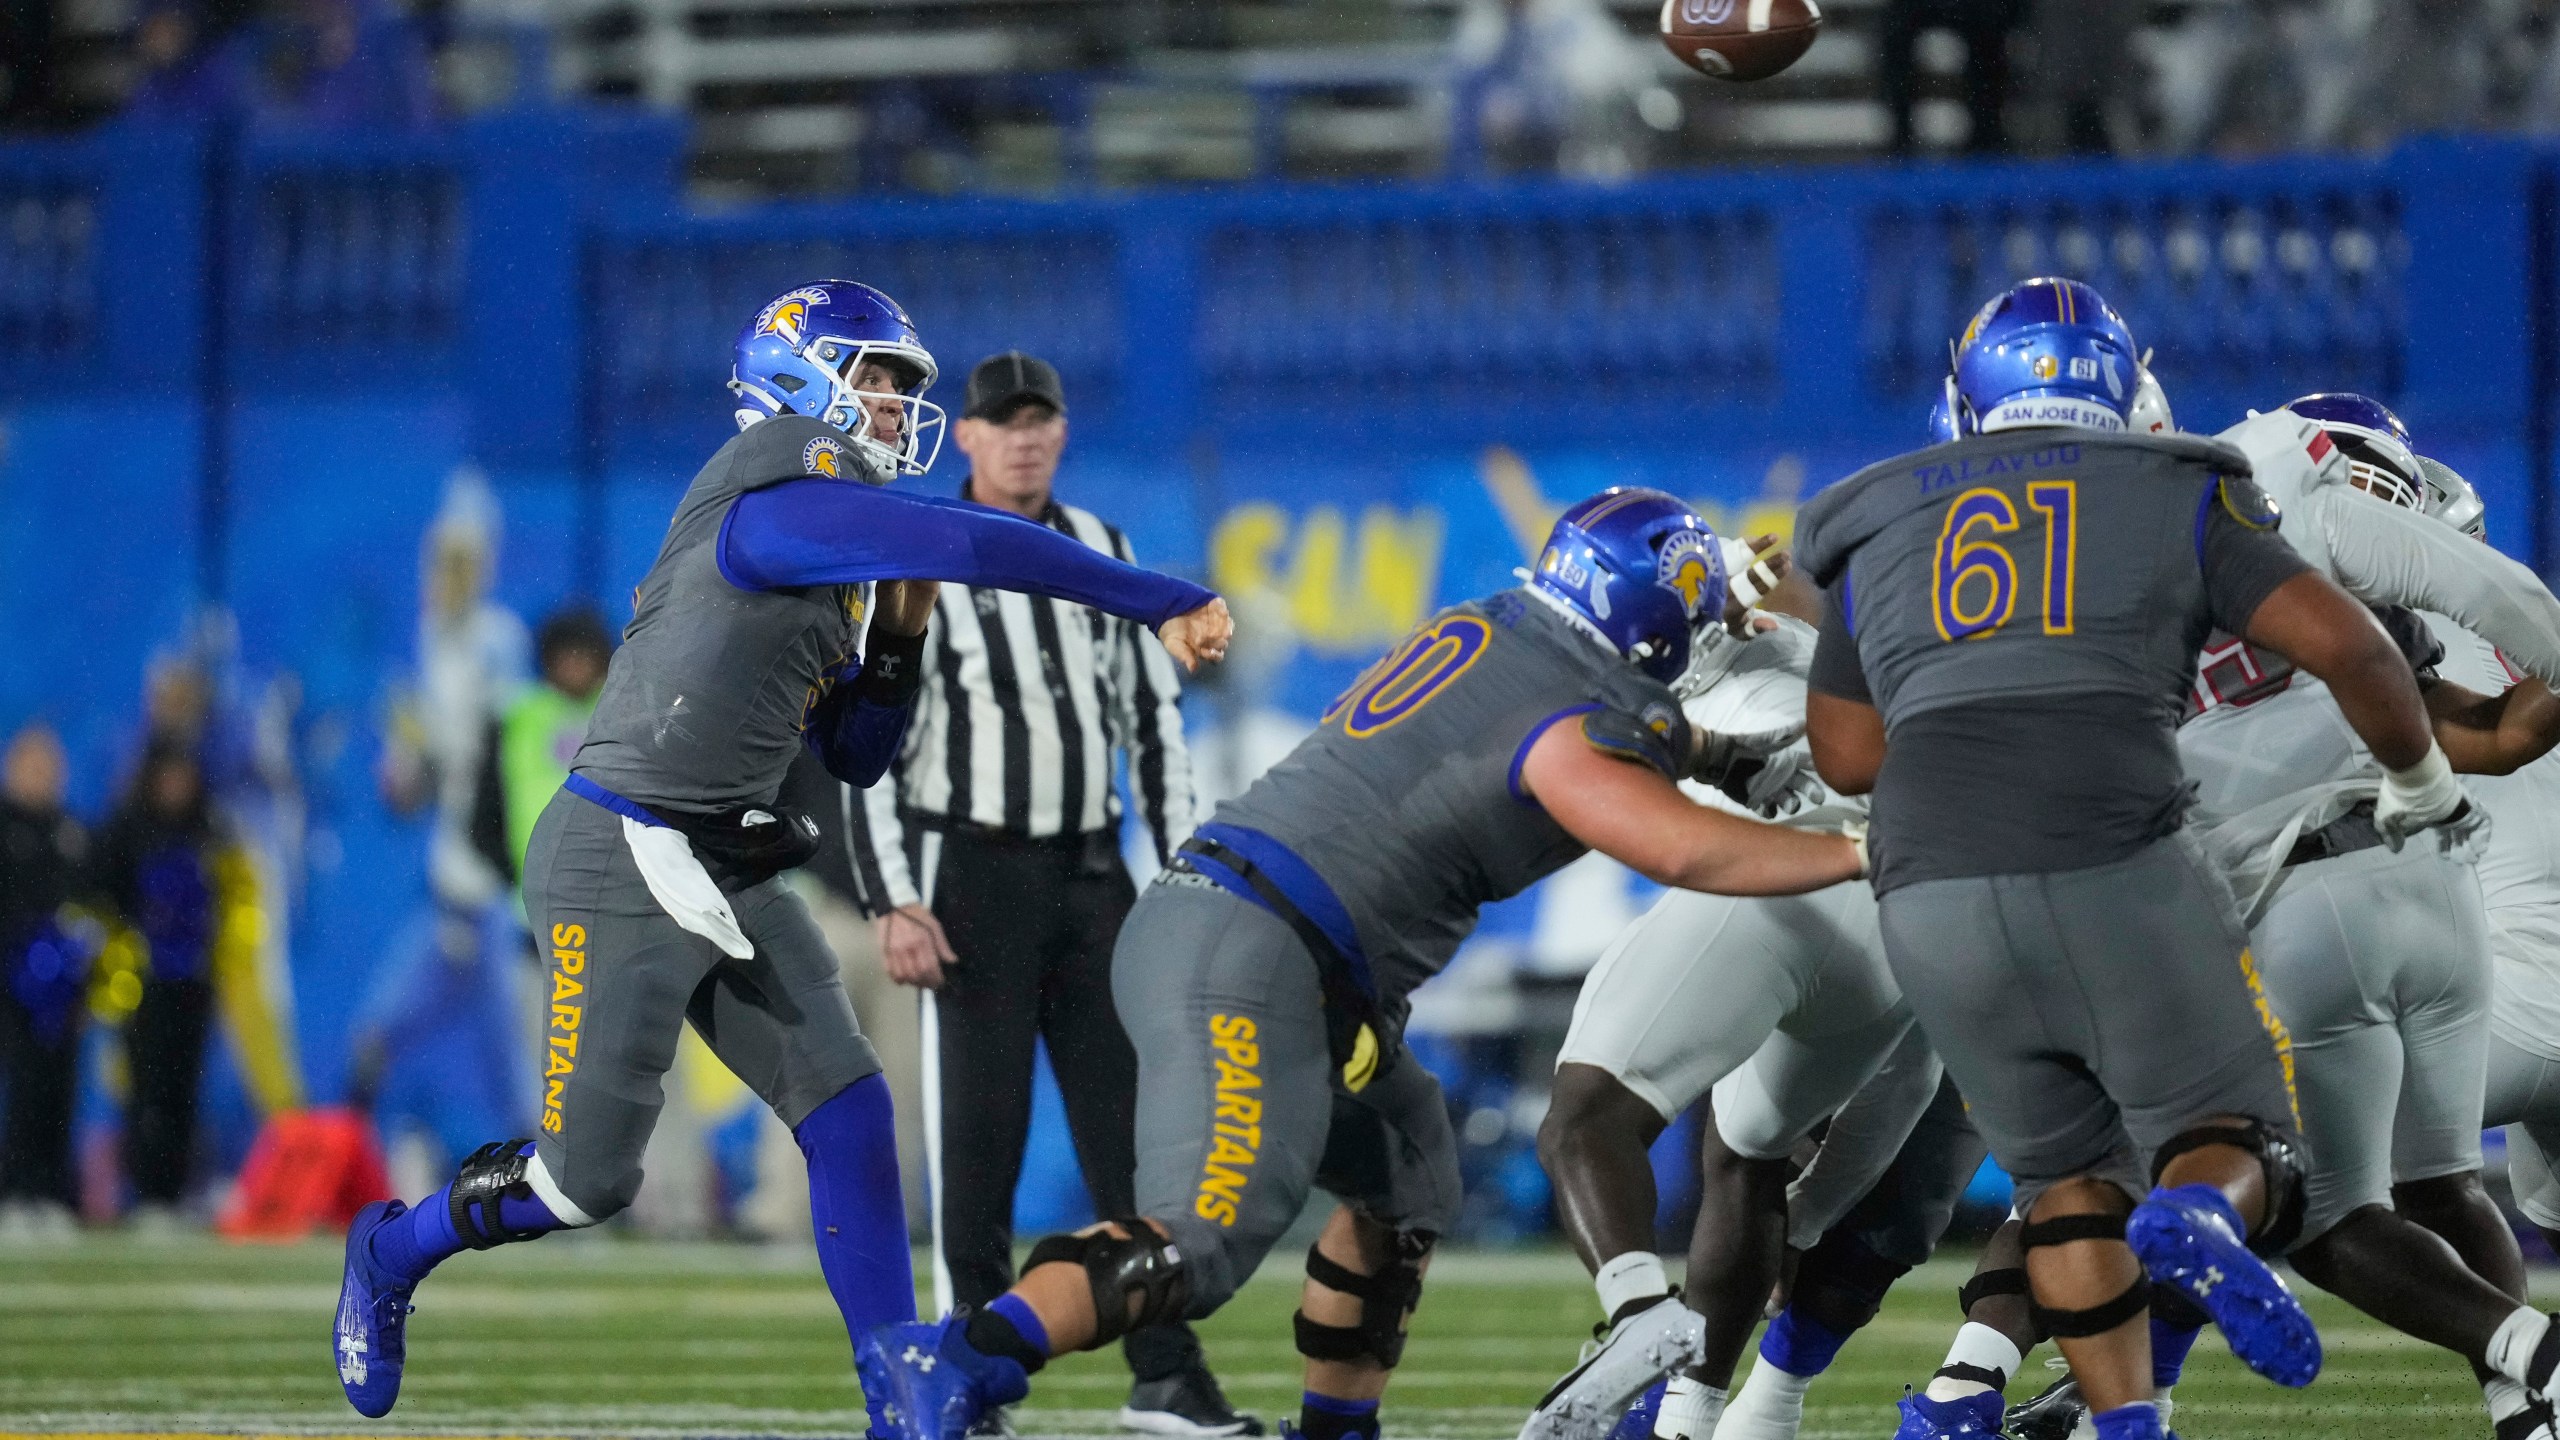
[1659,0,1822,80]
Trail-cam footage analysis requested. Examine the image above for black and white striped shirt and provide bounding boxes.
[846,493,1195,914]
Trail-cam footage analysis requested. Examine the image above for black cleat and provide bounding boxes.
[2003,1376,2086,1440]
[967,1405,1018,1438]
[1121,1366,1266,1436]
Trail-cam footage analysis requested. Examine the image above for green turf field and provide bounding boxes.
[0,1234,2536,1437]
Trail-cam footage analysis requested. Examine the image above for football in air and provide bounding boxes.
[1659,0,1822,81]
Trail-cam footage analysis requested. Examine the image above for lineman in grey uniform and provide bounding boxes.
[1796,277,2470,1440]
[330,279,1233,1423]
[855,488,1868,1440]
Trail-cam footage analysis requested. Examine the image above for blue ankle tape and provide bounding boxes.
[1759,1306,1847,1377]
[988,1293,1052,1358]
[2090,1402,2164,1440]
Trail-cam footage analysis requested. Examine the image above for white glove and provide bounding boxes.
[2373,744,2483,850]
[1735,747,1823,818]
[1843,820,1871,879]
[1688,720,1809,784]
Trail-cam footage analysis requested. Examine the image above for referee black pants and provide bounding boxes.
[926,826,1203,1382]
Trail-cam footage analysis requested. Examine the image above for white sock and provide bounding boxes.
[1595,1252,1672,1322]
[1730,1360,1813,1423]
[2489,1308,2555,1390]
[1923,1323,2022,1402]
[1655,1375,1729,1440]
[2488,1377,2533,1423]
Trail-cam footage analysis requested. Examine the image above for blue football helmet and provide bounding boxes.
[1947,278,2141,437]
[729,280,945,477]
[2418,455,2485,540]
[2281,393,2422,509]
[1531,487,1729,684]
[1925,395,1958,445]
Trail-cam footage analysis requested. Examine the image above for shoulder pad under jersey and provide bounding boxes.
[1580,699,1691,780]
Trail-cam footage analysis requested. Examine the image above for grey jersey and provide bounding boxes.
[575,415,879,813]
[1212,589,1685,1020]
[1796,430,2309,891]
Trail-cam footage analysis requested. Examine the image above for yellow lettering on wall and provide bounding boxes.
[1208,503,1444,656]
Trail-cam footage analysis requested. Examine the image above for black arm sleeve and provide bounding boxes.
[1807,587,1872,703]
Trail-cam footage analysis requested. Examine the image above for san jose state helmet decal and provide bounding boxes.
[729,280,947,477]
[1532,487,1729,683]
[2281,393,2423,510]
[1947,277,2140,437]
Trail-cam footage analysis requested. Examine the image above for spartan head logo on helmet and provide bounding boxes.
[1655,529,1720,619]
[754,287,831,347]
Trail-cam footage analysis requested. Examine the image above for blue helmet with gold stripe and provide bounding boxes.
[728,280,945,477]
[1532,487,1728,683]
[1949,277,2140,437]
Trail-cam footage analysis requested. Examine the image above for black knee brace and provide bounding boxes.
[1294,1229,1433,1370]
[1024,1219,1190,1346]
[1956,1264,2028,1319]
[2017,1212,2149,1338]
[449,1139,543,1250]
[1793,1228,1911,1334]
[2150,1118,2307,1256]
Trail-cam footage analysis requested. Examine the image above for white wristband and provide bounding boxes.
[2383,743,2458,808]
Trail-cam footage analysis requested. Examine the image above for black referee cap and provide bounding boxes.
[963,351,1067,420]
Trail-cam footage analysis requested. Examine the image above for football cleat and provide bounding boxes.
[333,1199,418,1418]
[1121,1366,1264,1436]
[1892,1388,2005,1440]
[2127,1184,2321,1389]
[1605,1380,1665,1440]
[2004,1375,2085,1440]
[1517,1295,1706,1440]
[858,1315,1032,1440]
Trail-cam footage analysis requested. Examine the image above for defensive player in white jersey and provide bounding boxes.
[2170,394,2560,1438]
[1522,586,1927,1440]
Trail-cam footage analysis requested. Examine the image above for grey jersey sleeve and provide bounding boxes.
[2315,484,2560,687]
[1807,589,1872,703]
[2198,491,2315,636]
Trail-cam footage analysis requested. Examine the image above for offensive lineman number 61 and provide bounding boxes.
[1932,481,2080,642]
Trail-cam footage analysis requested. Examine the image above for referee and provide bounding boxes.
[848,352,1255,1437]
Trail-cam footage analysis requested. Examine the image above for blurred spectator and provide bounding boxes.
[256,0,438,131]
[126,0,255,125]
[358,472,529,1172]
[2029,0,2138,153]
[0,723,92,1239]
[0,0,62,129]
[93,740,224,1227]
[473,606,613,883]
[1451,0,1659,178]
[1878,0,2026,154]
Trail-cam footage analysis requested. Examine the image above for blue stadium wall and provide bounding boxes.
[2,113,2551,1118]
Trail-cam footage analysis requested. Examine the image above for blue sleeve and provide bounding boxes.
[803,665,915,789]
[719,480,1217,628]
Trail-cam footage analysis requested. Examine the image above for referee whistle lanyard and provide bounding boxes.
[563,774,755,959]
